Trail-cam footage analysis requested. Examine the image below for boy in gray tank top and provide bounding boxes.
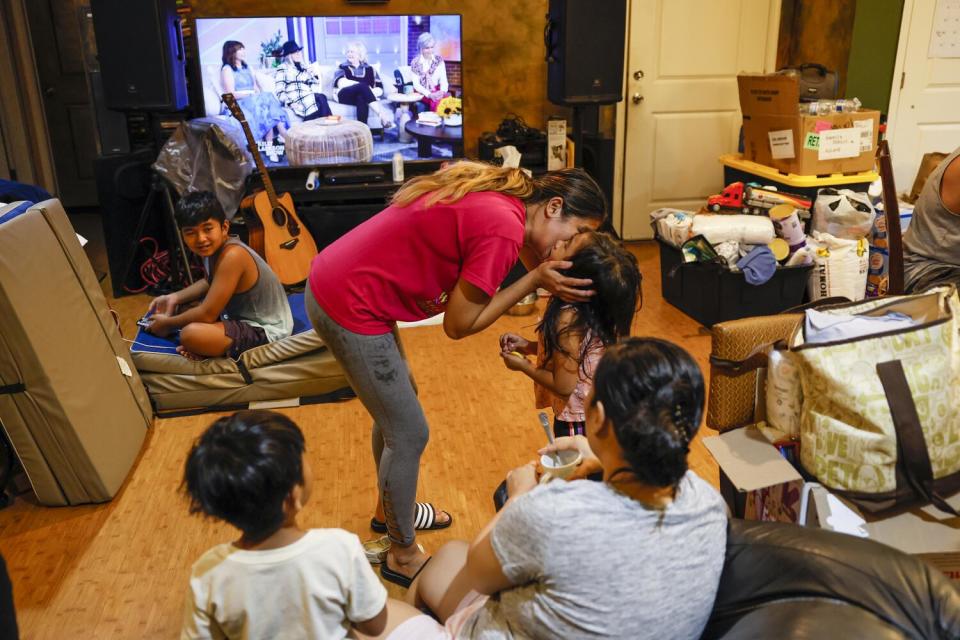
[904,147,960,292]
[144,191,293,359]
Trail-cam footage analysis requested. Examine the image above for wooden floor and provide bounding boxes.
[0,237,717,639]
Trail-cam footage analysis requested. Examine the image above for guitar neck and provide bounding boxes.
[247,137,280,207]
[228,100,280,208]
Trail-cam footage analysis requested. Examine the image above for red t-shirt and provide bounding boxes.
[308,191,526,335]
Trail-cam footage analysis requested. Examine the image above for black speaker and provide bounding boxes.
[581,134,616,211]
[89,70,130,155]
[90,0,188,111]
[546,0,627,105]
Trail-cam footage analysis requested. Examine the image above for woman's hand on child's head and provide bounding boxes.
[506,461,539,498]
[535,260,595,303]
[499,351,529,372]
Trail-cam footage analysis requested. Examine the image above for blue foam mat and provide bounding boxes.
[130,291,310,354]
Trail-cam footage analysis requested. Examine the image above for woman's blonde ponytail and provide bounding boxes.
[391,161,535,207]
[391,161,608,226]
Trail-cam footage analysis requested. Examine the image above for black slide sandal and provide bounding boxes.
[381,555,432,589]
[371,502,453,533]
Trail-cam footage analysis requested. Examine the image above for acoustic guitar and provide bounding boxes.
[221,92,318,286]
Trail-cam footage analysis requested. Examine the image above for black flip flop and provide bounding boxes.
[381,556,432,589]
[371,502,453,533]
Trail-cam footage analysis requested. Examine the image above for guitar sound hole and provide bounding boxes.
[272,207,288,227]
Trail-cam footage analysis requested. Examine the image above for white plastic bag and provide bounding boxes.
[807,231,869,302]
[651,208,695,248]
[812,188,875,240]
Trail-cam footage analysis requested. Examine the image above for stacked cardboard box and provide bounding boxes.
[738,74,880,176]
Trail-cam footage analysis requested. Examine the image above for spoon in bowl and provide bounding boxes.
[539,412,562,467]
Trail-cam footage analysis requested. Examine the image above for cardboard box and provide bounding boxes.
[707,425,960,584]
[547,119,567,171]
[738,74,880,176]
[703,426,805,523]
[804,483,960,585]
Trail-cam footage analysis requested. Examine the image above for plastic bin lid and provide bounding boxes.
[720,153,878,187]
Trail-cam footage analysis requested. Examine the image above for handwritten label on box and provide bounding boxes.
[818,129,860,160]
[803,132,820,150]
[768,130,795,160]
[853,119,874,152]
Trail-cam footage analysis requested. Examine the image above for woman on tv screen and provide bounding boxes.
[333,42,395,130]
[410,32,449,112]
[220,40,290,162]
[273,40,333,122]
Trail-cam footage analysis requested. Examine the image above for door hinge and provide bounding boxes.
[900,71,905,90]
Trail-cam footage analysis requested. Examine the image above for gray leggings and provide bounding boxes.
[305,286,427,546]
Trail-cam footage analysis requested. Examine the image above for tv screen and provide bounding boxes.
[194,15,463,167]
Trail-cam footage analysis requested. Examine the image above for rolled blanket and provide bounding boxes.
[691,214,775,246]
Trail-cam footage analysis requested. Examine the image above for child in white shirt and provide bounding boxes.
[181,410,388,639]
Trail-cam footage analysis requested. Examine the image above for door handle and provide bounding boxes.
[632,93,644,104]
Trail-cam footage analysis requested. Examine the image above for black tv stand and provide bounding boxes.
[323,166,388,185]
[243,160,446,251]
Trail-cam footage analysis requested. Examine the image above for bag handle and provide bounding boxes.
[876,360,959,516]
[797,63,829,76]
[783,296,851,314]
[709,341,785,377]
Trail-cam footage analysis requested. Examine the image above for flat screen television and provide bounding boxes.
[193,14,463,167]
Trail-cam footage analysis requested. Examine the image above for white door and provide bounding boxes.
[615,0,780,239]
[886,0,960,192]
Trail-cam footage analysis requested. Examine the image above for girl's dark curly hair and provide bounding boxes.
[537,231,642,375]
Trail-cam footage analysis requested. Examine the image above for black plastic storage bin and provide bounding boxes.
[658,238,811,327]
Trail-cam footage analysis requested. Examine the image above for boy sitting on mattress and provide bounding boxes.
[145,191,293,360]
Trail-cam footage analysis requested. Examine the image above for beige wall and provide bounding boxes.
[0,0,56,191]
[190,0,557,157]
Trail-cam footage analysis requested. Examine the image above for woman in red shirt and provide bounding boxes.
[306,161,607,587]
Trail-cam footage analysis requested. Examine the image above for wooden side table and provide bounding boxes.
[386,92,424,143]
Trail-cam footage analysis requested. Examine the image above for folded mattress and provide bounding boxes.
[131,292,353,413]
[0,200,152,506]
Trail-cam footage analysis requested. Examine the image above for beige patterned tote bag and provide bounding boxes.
[788,286,960,514]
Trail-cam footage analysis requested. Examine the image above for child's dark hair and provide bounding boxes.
[538,231,641,374]
[175,191,226,228]
[183,410,305,542]
[592,338,704,487]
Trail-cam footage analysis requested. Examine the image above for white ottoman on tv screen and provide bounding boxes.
[285,119,373,166]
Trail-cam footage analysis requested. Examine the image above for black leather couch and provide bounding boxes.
[702,519,960,639]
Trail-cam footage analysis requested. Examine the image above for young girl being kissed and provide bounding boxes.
[500,230,642,438]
